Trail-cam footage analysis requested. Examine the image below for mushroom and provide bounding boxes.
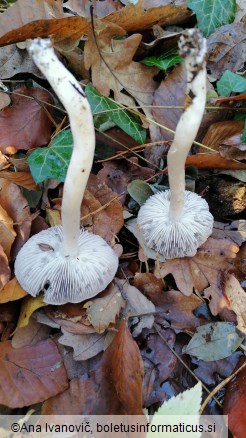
[14,39,119,305]
[137,29,213,259]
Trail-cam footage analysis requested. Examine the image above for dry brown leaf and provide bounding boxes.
[0,338,68,408]
[193,351,242,386]
[207,22,246,79]
[220,133,246,161]
[212,220,246,246]
[225,273,246,335]
[11,317,50,349]
[141,327,177,407]
[0,44,42,79]
[155,237,239,316]
[84,21,158,109]
[185,153,246,170]
[0,170,38,191]
[59,330,107,361]
[122,282,156,337]
[0,178,31,259]
[42,320,144,415]
[84,283,125,334]
[145,289,204,334]
[0,277,27,303]
[132,272,163,295]
[0,204,16,258]
[66,0,122,18]
[0,87,53,153]
[0,245,10,290]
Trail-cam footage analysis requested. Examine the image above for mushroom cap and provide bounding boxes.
[137,190,213,259]
[15,226,119,305]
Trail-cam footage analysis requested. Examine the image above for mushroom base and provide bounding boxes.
[15,226,119,304]
[137,190,213,259]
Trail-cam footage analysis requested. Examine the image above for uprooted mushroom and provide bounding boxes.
[137,29,213,259]
[15,39,119,305]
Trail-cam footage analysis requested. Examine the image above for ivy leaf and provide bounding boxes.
[127,179,154,206]
[217,70,246,96]
[241,121,246,143]
[86,84,146,144]
[188,0,236,37]
[27,130,73,184]
[141,52,183,70]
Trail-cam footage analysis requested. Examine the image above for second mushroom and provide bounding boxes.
[137,29,213,259]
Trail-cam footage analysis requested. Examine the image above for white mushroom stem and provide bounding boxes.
[167,29,207,221]
[29,39,95,258]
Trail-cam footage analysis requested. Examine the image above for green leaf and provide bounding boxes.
[127,179,154,206]
[183,322,243,361]
[141,52,183,70]
[219,170,246,182]
[188,0,236,37]
[148,383,202,438]
[241,120,246,143]
[217,70,246,96]
[86,84,146,144]
[27,130,73,184]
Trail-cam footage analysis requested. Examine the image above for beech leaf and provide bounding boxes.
[0,339,68,408]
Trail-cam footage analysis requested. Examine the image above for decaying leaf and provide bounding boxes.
[16,295,48,331]
[122,282,156,337]
[59,330,107,361]
[0,204,16,258]
[84,282,125,334]
[155,237,239,316]
[193,351,242,386]
[0,87,53,153]
[183,322,243,361]
[225,273,246,336]
[11,317,51,349]
[0,338,68,408]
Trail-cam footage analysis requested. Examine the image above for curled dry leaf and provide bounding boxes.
[0,338,68,408]
[0,204,16,258]
[84,282,125,334]
[223,357,246,438]
[0,178,31,259]
[155,237,239,316]
[225,273,246,336]
[201,121,244,153]
[0,87,53,153]
[0,170,38,191]
[0,245,10,290]
[0,277,27,304]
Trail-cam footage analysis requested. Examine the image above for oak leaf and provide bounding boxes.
[154,238,239,316]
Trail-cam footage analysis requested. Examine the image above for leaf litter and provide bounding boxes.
[0,0,245,434]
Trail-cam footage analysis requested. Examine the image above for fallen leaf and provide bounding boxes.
[0,87,53,153]
[59,330,107,361]
[0,245,10,290]
[212,220,246,246]
[0,92,10,109]
[193,350,242,385]
[220,133,246,161]
[154,381,202,415]
[84,21,158,115]
[141,327,177,407]
[11,317,50,349]
[0,204,16,258]
[0,277,27,303]
[223,357,246,437]
[0,170,38,191]
[0,44,42,79]
[155,237,239,316]
[122,283,156,337]
[43,320,143,414]
[16,295,48,331]
[0,338,68,408]
[183,322,242,361]
[145,289,205,334]
[207,22,246,79]
[66,0,122,18]
[0,178,32,259]
[225,273,246,335]
[84,283,125,333]
[185,154,246,170]
[201,121,244,152]
[132,272,163,295]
